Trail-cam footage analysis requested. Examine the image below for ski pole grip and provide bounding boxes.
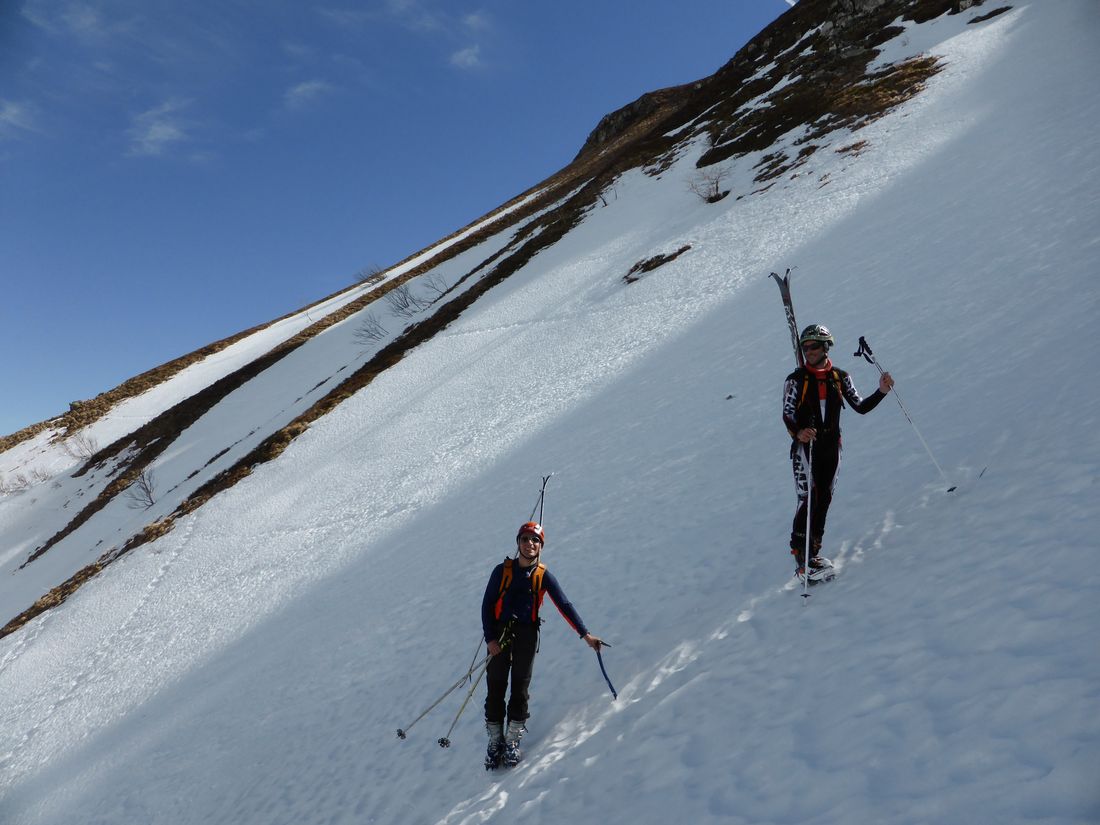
[854,335,876,363]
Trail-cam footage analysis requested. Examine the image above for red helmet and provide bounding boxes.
[516,521,545,544]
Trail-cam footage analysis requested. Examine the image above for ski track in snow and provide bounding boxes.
[436,476,978,824]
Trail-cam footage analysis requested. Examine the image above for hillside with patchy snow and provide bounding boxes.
[2,2,1098,824]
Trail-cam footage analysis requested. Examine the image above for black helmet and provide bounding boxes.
[799,324,834,349]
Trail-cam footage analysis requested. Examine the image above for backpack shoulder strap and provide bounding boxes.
[499,557,514,596]
[798,369,811,407]
[530,563,547,621]
[831,369,846,407]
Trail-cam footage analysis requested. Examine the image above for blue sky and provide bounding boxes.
[0,1,789,436]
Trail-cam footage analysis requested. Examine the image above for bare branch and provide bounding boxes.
[126,468,157,510]
[688,166,732,203]
[354,311,388,345]
[356,264,387,285]
[421,273,450,300]
[62,431,99,461]
[385,283,430,318]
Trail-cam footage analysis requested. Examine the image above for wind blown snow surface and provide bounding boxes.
[2,3,1098,823]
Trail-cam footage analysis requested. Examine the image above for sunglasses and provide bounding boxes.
[519,535,542,544]
[801,341,825,351]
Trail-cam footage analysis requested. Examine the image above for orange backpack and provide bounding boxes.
[494,557,546,621]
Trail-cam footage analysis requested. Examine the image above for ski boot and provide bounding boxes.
[501,719,526,768]
[484,721,505,771]
[793,548,834,582]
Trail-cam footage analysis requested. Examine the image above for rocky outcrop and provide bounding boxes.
[573,84,697,162]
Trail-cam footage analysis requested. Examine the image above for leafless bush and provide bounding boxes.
[421,273,450,301]
[126,468,157,510]
[688,166,731,203]
[0,473,30,494]
[354,311,389,345]
[63,431,99,461]
[31,467,51,484]
[356,264,386,285]
[385,283,429,318]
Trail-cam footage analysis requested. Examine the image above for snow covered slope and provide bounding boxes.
[1,2,1098,823]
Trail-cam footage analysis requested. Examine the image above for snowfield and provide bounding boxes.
[1,3,1098,824]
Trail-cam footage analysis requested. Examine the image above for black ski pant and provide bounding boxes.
[485,621,539,725]
[789,437,841,556]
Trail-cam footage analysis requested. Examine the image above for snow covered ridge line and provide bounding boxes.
[0,317,286,454]
[0,205,535,458]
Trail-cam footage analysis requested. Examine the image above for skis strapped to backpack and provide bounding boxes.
[771,268,804,368]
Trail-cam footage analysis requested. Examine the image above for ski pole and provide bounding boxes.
[802,441,813,601]
[438,658,490,748]
[463,638,483,685]
[595,644,618,700]
[430,627,513,746]
[397,646,491,740]
[854,336,955,492]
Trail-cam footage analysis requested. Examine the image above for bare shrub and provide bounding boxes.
[385,283,429,318]
[126,469,157,510]
[31,467,51,484]
[356,264,386,285]
[0,473,30,494]
[63,431,99,461]
[688,166,731,203]
[421,273,450,301]
[354,311,389,345]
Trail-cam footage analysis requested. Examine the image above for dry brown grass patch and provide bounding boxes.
[624,246,692,284]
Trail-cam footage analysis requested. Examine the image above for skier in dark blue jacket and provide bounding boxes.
[481,521,602,769]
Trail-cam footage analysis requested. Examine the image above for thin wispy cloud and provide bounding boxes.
[462,12,491,31]
[319,4,490,66]
[283,41,315,61]
[385,0,444,32]
[0,101,38,138]
[22,0,134,41]
[284,80,334,110]
[450,45,482,70]
[127,100,190,157]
